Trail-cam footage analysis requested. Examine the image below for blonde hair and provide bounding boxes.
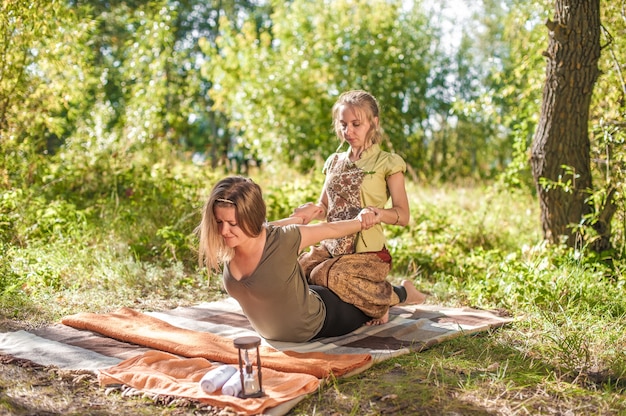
[197,176,266,271]
[331,90,382,148]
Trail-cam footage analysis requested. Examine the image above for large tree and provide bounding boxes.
[530,0,612,250]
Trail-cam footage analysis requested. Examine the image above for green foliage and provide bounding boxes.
[0,189,21,244]
[447,0,548,185]
[72,0,275,167]
[261,167,326,221]
[200,0,436,171]
[0,1,98,151]
[0,146,224,317]
[3,0,625,251]
[389,184,542,278]
[586,1,626,254]
[0,243,20,295]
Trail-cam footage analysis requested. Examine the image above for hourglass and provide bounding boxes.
[233,336,264,398]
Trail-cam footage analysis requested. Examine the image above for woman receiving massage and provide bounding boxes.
[197,176,420,343]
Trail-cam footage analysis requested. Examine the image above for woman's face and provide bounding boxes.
[337,104,376,149]
[214,205,248,248]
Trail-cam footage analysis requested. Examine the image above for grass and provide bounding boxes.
[291,330,626,415]
[2,157,626,415]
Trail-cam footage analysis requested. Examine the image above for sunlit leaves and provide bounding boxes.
[445,0,548,183]
[201,0,436,171]
[0,0,96,149]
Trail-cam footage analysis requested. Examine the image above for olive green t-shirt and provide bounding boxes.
[223,224,326,342]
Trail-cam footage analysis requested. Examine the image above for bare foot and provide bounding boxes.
[365,310,389,326]
[400,279,427,305]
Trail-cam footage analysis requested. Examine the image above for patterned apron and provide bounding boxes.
[321,153,364,256]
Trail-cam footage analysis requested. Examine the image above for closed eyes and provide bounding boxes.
[217,220,238,226]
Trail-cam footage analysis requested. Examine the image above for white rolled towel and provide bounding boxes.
[199,365,238,394]
[221,369,243,397]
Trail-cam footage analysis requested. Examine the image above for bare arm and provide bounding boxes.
[383,172,410,226]
[269,216,304,227]
[297,207,380,252]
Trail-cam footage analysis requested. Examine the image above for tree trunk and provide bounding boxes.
[530,0,601,248]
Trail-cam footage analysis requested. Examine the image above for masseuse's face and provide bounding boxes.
[214,206,248,248]
[338,104,375,150]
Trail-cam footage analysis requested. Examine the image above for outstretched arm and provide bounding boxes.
[268,216,304,227]
[297,207,380,252]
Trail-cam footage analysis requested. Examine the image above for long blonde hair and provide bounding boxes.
[331,90,382,149]
[197,176,266,271]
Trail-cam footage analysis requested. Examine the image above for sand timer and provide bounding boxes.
[233,336,264,398]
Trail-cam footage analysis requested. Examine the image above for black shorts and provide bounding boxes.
[310,285,370,339]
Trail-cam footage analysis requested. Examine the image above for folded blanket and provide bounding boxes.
[99,350,319,415]
[62,307,371,379]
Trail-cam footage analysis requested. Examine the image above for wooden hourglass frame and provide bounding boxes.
[233,336,264,398]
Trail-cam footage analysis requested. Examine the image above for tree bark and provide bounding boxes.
[530,0,602,248]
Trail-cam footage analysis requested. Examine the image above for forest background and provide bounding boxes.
[1,0,626,414]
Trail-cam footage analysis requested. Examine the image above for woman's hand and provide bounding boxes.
[291,202,325,224]
[357,207,381,230]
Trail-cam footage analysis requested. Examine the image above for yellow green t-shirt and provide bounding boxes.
[323,143,406,253]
